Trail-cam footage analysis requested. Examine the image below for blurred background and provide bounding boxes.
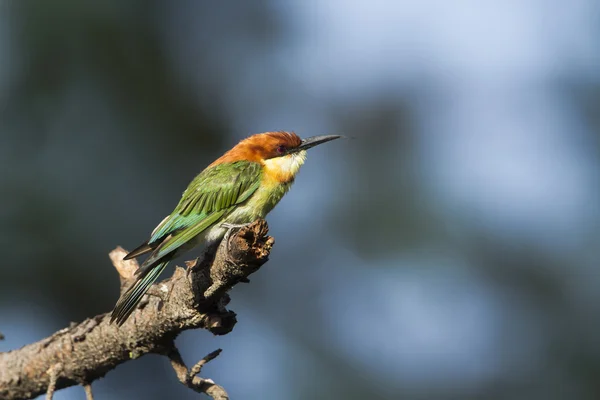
[1,1,600,399]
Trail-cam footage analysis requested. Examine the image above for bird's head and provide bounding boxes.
[210,131,340,182]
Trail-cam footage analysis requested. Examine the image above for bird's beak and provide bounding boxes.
[296,135,342,152]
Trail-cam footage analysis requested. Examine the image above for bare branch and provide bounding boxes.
[45,363,62,400]
[167,346,228,399]
[109,246,140,288]
[189,348,222,379]
[0,220,273,400]
[83,383,93,400]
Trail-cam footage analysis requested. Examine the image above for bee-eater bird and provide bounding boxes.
[110,131,340,325]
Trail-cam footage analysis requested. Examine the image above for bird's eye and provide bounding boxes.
[276,145,287,154]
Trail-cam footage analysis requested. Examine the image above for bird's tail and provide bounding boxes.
[110,261,168,326]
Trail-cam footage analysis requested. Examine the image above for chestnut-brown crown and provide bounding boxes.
[209,131,302,167]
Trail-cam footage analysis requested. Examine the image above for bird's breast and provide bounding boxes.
[224,179,294,224]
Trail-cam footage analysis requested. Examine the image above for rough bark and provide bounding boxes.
[0,220,274,400]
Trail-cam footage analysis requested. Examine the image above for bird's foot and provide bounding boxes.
[220,222,253,230]
[221,222,253,253]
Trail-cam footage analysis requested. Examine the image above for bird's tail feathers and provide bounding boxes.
[110,261,168,326]
[123,241,153,260]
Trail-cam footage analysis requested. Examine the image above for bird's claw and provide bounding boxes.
[220,222,253,230]
[221,222,252,254]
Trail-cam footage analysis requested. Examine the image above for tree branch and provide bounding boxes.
[0,220,274,400]
[83,383,94,400]
[45,363,62,400]
[166,345,229,399]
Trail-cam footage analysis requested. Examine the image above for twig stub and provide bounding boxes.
[45,363,62,400]
[83,383,94,400]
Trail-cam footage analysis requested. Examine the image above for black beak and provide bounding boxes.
[295,135,342,152]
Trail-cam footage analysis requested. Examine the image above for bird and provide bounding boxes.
[110,131,341,325]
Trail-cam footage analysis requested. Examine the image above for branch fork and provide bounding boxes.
[0,219,274,400]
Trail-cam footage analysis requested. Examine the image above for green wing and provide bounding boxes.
[140,161,262,270]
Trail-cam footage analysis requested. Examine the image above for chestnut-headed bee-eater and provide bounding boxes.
[110,131,340,325]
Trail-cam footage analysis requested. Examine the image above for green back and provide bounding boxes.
[142,160,262,267]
